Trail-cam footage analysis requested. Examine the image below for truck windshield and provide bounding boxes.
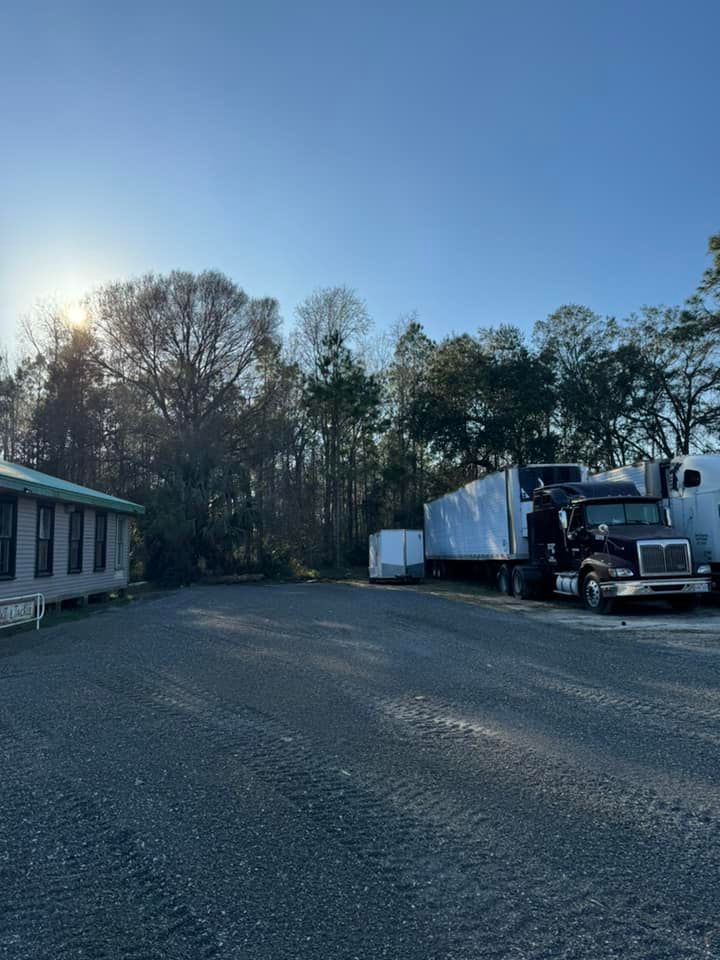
[585,501,661,526]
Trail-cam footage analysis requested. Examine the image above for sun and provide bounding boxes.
[65,302,88,328]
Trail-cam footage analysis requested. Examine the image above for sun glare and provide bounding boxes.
[65,302,88,328]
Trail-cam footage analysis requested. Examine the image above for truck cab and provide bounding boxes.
[526,481,712,613]
[592,455,720,590]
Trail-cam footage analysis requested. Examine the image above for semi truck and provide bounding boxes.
[592,456,720,590]
[424,464,712,614]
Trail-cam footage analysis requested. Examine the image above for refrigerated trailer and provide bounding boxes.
[368,529,424,582]
[592,456,720,589]
[424,464,586,591]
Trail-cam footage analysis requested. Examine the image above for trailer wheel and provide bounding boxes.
[581,572,615,615]
[511,566,531,600]
[497,564,512,595]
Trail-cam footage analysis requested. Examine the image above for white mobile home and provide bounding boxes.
[0,461,144,607]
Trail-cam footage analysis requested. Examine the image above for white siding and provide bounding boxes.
[0,496,130,604]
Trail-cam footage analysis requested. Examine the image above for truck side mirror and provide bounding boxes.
[558,509,568,530]
[664,507,672,526]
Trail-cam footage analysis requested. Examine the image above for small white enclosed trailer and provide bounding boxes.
[368,529,424,582]
[592,456,720,587]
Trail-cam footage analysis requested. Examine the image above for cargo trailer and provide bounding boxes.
[424,464,586,591]
[368,529,424,582]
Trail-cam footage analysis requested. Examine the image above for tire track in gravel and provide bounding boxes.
[183,610,720,956]
[0,713,222,960]
[86,663,719,960]
[112,590,720,957]
[530,673,720,745]
[142,611,720,865]
[143,608,720,878]
[375,692,720,853]
[7,585,718,958]
[88,665,533,959]
[371,692,720,957]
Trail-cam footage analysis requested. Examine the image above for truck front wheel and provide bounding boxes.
[581,572,615,615]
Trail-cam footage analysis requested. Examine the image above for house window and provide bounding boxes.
[68,508,84,574]
[94,512,107,571]
[115,515,126,570]
[36,503,55,576]
[0,498,16,579]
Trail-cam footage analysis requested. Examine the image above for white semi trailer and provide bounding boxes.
[592,456,720,589]
[424,463,587,593]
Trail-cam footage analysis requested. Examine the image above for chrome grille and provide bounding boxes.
[666,543,690,572]
[638,541,690,577]
[639,545,665,575]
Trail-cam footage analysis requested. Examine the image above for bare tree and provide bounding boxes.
[621,307,720,456]
[292,286,370,372]
[90,271,278,433]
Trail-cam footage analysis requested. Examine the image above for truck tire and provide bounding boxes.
[497,564,512,595]
[512,566,530,599]
[581,572,615,615]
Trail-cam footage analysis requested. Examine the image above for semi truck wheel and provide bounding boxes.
[497,564,512,595]
[512,566,530,600]
[581,572,615,615]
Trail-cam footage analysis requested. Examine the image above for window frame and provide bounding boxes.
[0,496,17,580]
[585,500,661,527]
[35,501,55,578]
[683,469,701,489]
[94,511,107,572]
[115,514,127,570]
[67,507,84,575]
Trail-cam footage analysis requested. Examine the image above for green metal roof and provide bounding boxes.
[0,461,144,515]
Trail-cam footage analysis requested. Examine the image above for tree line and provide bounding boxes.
[0,232,718,582]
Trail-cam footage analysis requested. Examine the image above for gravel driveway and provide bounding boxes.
[1,582,719,959]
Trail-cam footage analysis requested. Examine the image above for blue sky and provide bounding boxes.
[1,0,718,346]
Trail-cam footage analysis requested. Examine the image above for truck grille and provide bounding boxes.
[638,541,690,577]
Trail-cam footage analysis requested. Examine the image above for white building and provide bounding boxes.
[0,460,144,607]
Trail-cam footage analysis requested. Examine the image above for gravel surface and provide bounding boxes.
[1,582,719,959]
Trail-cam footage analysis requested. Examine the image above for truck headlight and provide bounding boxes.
[608,567,634,578]
[697,564,712,575]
